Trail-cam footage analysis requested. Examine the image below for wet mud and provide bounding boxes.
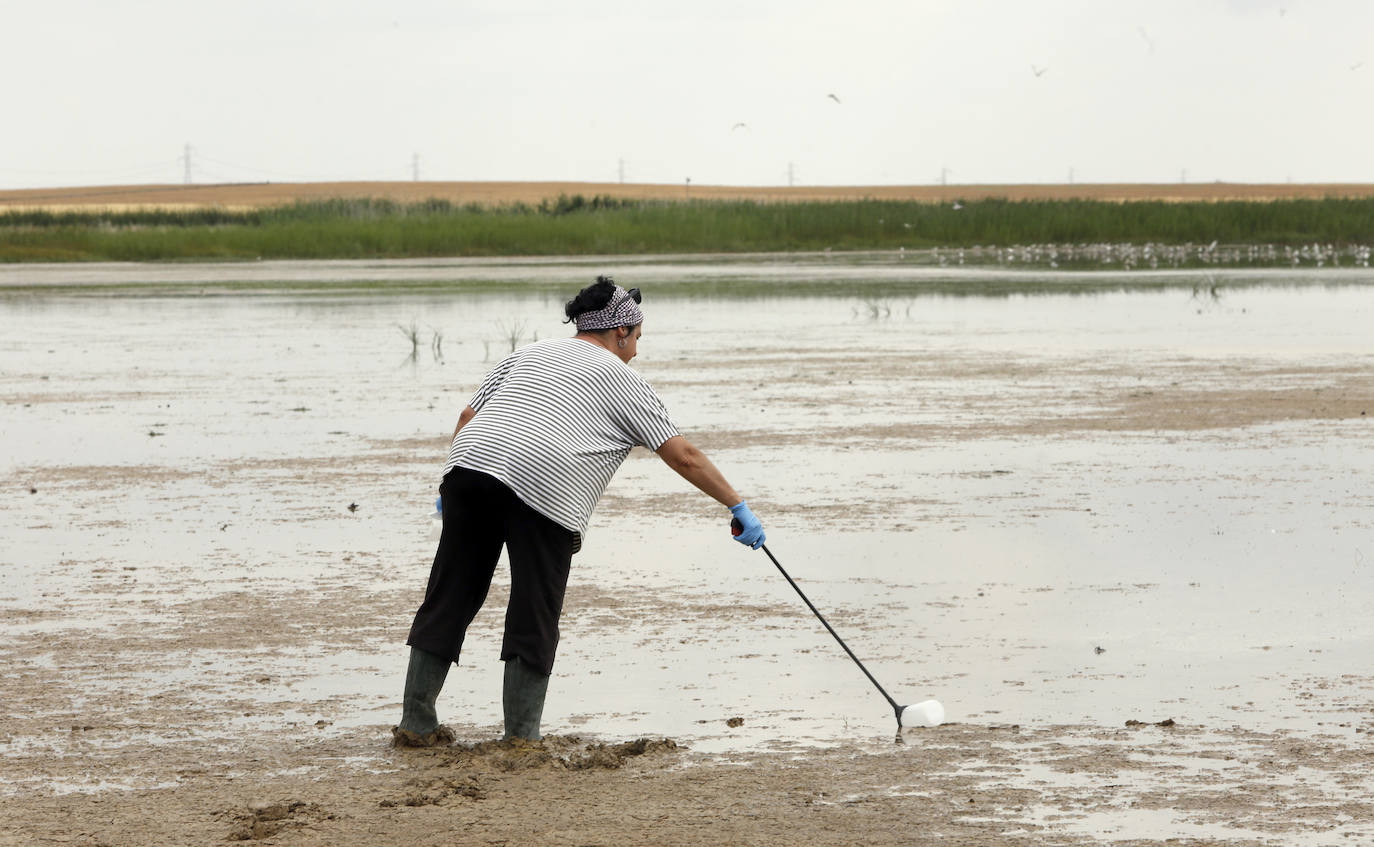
[3,264,1374,844]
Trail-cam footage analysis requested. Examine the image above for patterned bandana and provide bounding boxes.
[574,285,644,331]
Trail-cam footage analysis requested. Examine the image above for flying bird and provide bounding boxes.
[827,93,842,104]
[1352,62,1365,71]
[731,122,748,131]
[1031,64,1048,77]
[1137,26,1155,53]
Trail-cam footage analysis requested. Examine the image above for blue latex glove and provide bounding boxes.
[729,501,766,550]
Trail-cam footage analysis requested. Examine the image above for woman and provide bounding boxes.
[394,276,765,746]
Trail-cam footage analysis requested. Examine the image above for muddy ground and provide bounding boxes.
[3,275,1374,845]
[4,374,1372,846]
[6,721,1374,847]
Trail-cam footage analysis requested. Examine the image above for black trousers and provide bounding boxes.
[406,467,576,676]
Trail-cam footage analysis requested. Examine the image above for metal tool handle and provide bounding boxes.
[729,517,901,717]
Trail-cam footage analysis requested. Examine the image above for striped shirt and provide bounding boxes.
[444,336,680,545]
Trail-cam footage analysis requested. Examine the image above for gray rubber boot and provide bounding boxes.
[392,647,455,747]
[502,657,550,741]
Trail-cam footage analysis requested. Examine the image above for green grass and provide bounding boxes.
[2,195,1373,263]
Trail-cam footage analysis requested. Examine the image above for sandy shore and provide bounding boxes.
[4,179,1374,212]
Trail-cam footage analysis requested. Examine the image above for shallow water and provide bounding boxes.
[2,259,1373,767]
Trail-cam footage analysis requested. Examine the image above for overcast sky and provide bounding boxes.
[3,0,1371,189]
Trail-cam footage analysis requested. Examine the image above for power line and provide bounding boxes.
[193,152,329,181]
[191,163,261,183]
[0,183,269,204]
[5,145,438,189]
[0,160,178,177]
[196,151,404,182]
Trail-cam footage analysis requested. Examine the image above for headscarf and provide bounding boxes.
[574,284,643,331]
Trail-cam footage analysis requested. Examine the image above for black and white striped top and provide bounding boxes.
[444,337,680,543]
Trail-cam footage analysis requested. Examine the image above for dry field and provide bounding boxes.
[3,179,1374,213]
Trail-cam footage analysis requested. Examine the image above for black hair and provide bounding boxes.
[563,275,620,324]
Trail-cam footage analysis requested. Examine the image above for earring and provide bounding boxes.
[617,338,627,349]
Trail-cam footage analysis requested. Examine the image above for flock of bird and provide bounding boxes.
[917,242,1374,269]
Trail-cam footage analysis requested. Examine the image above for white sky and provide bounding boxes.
[3,0,1371,189]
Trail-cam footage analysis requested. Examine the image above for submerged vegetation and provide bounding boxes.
[2,194,1373,264]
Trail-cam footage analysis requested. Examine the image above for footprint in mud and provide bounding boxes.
[380,774,486,808]
[224,800,334,841]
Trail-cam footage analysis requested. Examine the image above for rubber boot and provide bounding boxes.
[502,657,550,742]
[392,647,456,747]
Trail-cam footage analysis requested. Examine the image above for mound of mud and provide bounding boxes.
[427,735,680,772]
[378,736,683,810]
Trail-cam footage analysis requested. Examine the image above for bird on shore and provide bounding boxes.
[347,502,359,513]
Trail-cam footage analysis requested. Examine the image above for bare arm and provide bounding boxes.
[451,405,477,443]
[655,435,742,508]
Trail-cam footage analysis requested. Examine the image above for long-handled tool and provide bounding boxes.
[733,519,944,734]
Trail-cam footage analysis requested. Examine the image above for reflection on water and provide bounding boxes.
[4,252,1374,298]
[1,262,1373,757]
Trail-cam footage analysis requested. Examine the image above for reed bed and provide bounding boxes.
[2,195,1372,264]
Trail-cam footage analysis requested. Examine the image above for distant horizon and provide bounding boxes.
[10,177,1374,192]
[5,178,1374,213]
